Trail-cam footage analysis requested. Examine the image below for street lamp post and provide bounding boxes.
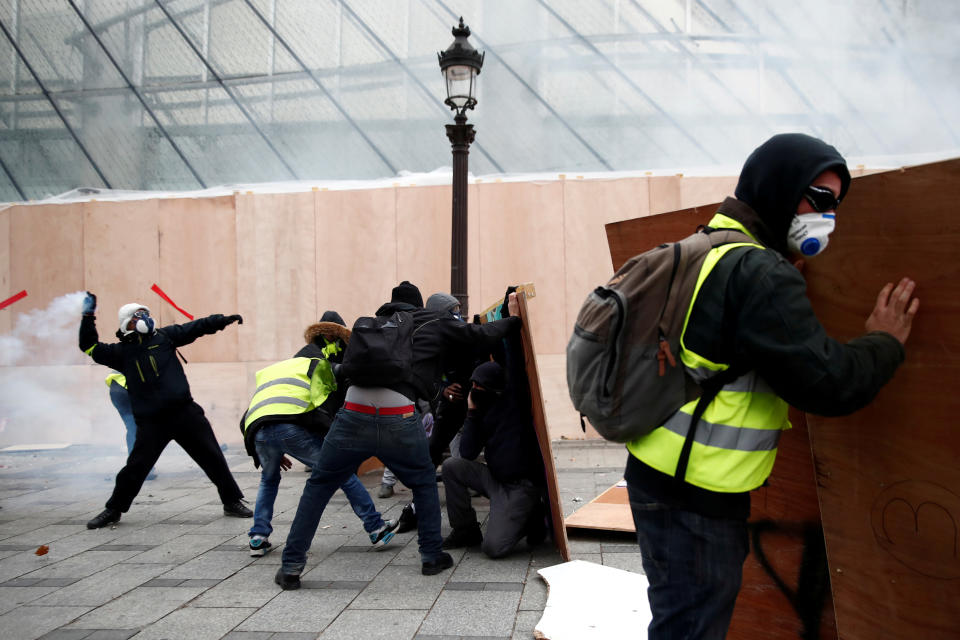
[438,17,484,317]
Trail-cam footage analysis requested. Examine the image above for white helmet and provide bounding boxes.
[118,303,150,335]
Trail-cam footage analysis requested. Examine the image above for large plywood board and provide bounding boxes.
[82,200,160,348]
[316,188,397,326]
[476,181,566,352]
[803,159,960,640]
[0,206,11,334]
[157,196,239,362]
[237,191,316,361]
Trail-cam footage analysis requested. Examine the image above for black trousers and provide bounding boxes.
[106,401,243,512]
[428,397,467,467]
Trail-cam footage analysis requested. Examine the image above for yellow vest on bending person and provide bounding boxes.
[105,373,127,388]
[241,356,337,435]
[626,213,791,493]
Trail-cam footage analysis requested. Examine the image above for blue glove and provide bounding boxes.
[82,292,97,315]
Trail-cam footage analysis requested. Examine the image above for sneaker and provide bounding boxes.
[396,503,417,533]
[249,535,273,557]
[274,568,301,590]
[442,524,483,550]
[86,507,121,530]
[369,519,399,547]
[422,551,454,576]
[377,483,394,498]
[223,500,253,518]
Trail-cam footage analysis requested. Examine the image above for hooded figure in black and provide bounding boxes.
[623,133,919,640]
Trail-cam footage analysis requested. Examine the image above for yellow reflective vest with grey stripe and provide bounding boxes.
[626,213,790,493]
[242,356,336,436]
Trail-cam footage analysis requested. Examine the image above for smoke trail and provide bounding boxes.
[0,291,120,447]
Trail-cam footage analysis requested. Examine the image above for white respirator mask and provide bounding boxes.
[786,213,835,257]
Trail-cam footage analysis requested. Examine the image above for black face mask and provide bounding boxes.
[471,388,500,412]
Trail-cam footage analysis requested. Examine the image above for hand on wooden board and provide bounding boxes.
[864,277,919,345]
[507,292,520,318]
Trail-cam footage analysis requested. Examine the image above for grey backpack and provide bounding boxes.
[566,228,753,443]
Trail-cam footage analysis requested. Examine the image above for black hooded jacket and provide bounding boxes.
[626,133,905,517]
[80,313,235,417]
[371,300,521,404]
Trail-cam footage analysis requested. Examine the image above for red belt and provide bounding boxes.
[344,402,415,416]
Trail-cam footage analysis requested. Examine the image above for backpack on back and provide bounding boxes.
[566,228,753,443]
[340,310,416,387]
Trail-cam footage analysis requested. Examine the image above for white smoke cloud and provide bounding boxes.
[0,291,121,447]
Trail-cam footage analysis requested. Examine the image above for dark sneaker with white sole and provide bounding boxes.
[249,536,272,557]
[369,519,399,547]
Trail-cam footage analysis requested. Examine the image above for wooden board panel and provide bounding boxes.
[480,289,570,561]
[0,206,11,335]
[803,158,960,640]
[82,199,160,350]
[157,195,239,362]
[236,191,316,361]
[564,483,634,533]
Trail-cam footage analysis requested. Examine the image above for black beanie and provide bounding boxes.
[391,281,423,308]
[734,133,851,255]
[471,361,506,393]
[320,310,345,327]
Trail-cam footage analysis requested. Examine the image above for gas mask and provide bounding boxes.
[786,213,835,257]
[132,310,155,334]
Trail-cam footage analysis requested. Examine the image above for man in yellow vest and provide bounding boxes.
[241,311,397,558]
[624,133,919,639]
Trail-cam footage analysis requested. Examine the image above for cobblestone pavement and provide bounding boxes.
[0,440,640,640]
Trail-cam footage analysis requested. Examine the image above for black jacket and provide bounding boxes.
[80,314,235,417]
[459,326,544,486]
[372,301,522,403]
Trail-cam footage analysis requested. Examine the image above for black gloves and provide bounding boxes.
[225,314,243,326]
[82,291,97,315]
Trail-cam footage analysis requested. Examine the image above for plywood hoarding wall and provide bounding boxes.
[0,175,736,445]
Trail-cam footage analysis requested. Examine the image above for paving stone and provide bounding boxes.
[127,606,256,639]
[320,608,427,639]
[601,551,646,574]
[159,549,254,580]
[123,534,233,564]
[236,589,356,633]
[513,609,543,639]
[64,585,206,629]
[483,582,524,592]
[33,564,176,607]
[270,634,320,640]
[82,631,138,639]
[142,578,185,587]
[419,590,521,637]
[221,632,271,640]
[36,629,93,639]
[108,523,201,547]
[25,550,143,579]
[350,565,445,610]
[0,585,59,614]
[449,550,530,583]
[443,581,484,591]
[306,547,394,581]
[0,604,92,640]
[518,566,548,611]
[191,566,282,609]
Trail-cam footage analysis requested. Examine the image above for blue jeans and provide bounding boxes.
[282,406,442,573]
[109,381,156,479]
[250,422,385,539]
[627,481,749,640]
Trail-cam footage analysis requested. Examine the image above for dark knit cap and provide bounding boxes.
[471,361,506,393]
[320,310,345,327]
[391,281,423,309]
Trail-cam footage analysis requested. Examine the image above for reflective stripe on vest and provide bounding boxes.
[627,214,790,493]
[242,357,325,435]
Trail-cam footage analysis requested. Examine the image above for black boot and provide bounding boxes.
[396,503,418,533]
[223,500,253,518]
[87,508,121,529]
[442,523,483,549]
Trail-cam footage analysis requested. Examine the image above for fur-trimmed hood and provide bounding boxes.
[304,321,351,346]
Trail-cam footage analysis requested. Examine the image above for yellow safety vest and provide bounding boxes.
[242,356,336,435]
[105,373,126,388]
[626,213,791,493]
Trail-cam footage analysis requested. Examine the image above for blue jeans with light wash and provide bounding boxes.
[627,480,749,640]
[108,380,156,479]
[249,422,384,539]
[282,406,442,574]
